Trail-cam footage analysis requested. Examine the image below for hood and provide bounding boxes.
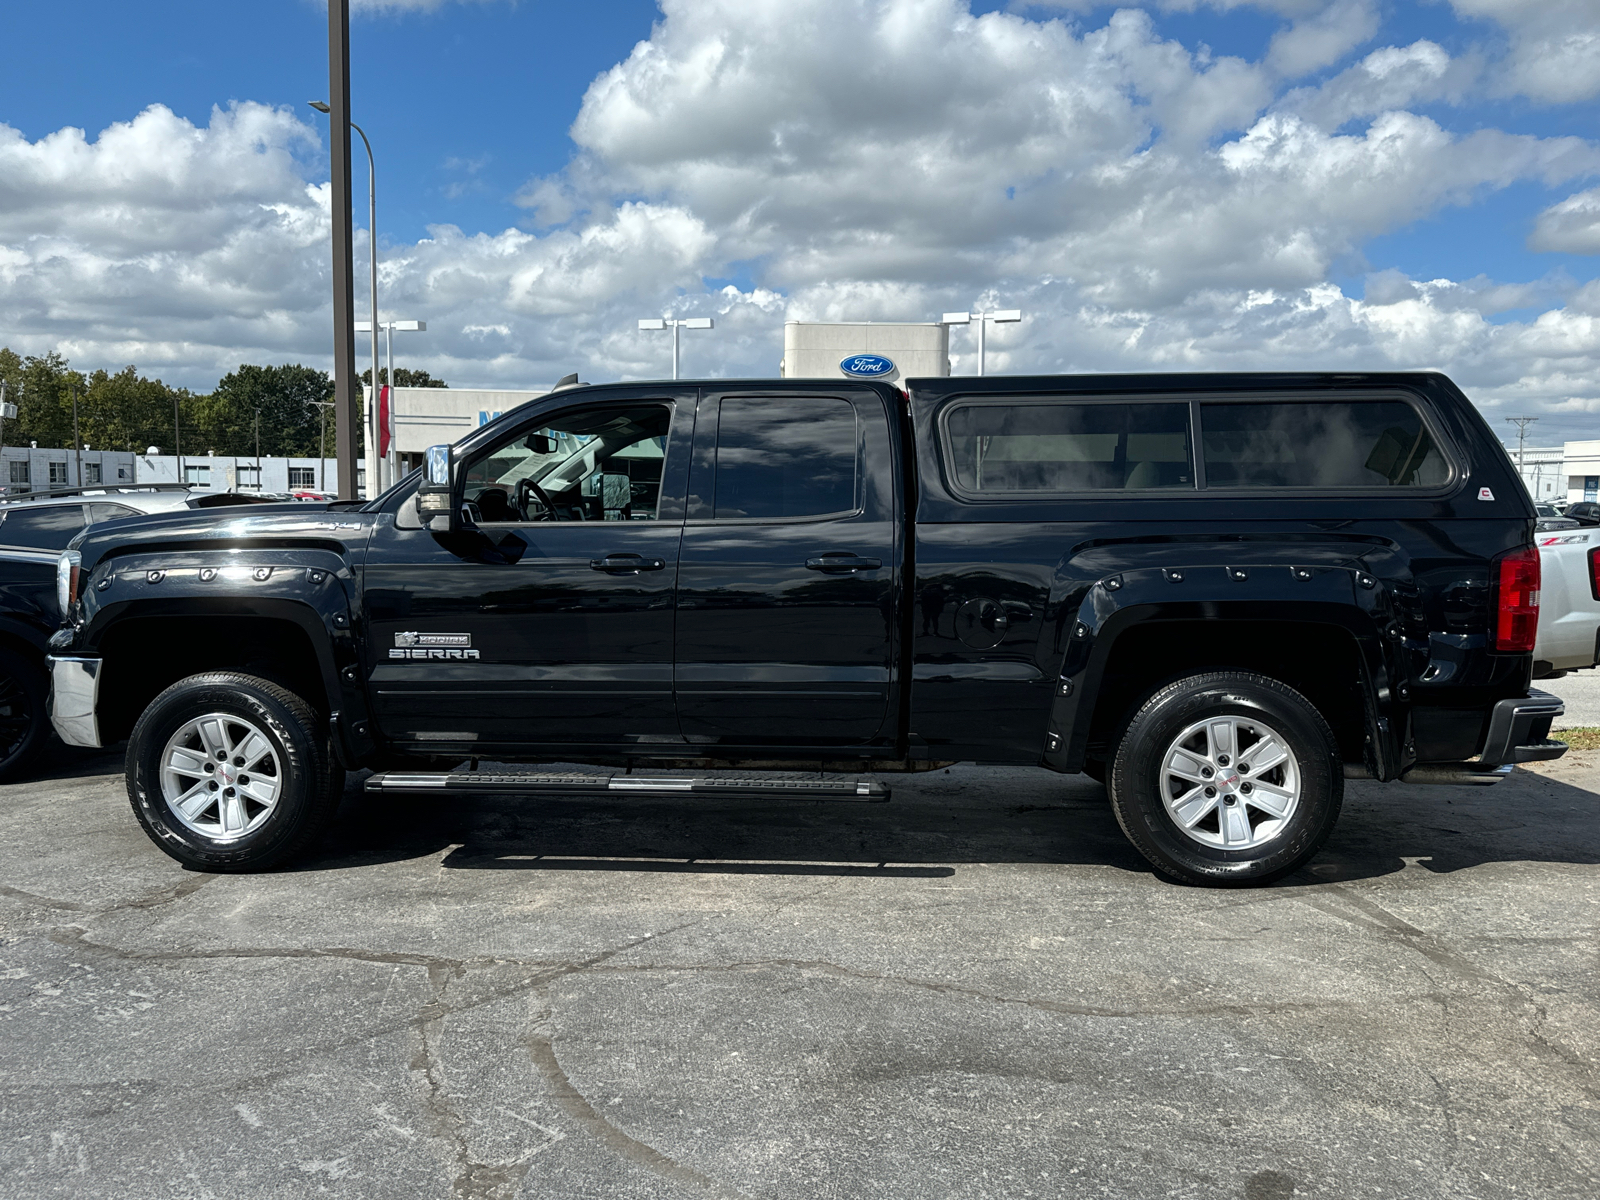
[68,503,375,571]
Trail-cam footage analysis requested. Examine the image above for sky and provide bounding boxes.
[3,0,1600,443]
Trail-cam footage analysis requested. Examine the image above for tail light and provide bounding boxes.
[1494,545,1540,652]
[1590,546,1600,602]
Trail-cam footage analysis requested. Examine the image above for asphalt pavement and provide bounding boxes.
[3,746,1598,1199]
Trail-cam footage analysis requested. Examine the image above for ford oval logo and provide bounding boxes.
[839,354,895,378]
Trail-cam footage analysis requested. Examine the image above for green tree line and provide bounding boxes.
[0,349,446,458]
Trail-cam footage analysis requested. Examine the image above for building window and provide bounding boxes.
[48,462,69,485]
[117,467,128,479]
[288,466,315,490]
[8,461,28,486]
[236,466,261,489]
[184,464,211,487]
[1587,476,1598,503]
[83,462,102,484]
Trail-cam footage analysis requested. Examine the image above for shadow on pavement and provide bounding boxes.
[287,762,1600,886]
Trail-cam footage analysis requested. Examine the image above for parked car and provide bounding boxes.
[0,486,304,779]
[1565,501,1600,525]
[1533,529,1600,678]
[1535,504,1579,532]
[47,372,1564,885]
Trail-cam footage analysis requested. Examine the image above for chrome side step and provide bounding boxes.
[364,771,890,802]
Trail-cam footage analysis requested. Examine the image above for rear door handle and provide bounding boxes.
[805,554,883,573]
[590,553,666,574]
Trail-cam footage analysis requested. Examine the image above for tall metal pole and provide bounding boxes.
[351,121,380,495]
[72,378,81,486]
[254,407,262,487]
[977,317,986,377]
[385,321,395,488]
[328,0,358,501]
[672,321,680,381]
[174,395,183,487]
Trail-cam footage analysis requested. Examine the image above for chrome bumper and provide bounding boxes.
[48,655,103,748]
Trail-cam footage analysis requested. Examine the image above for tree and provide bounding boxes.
[79,366,195,454]
[0,348,78,450]
[195,364,338,457]
[361,367,447,388]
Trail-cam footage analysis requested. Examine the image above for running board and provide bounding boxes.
[364,771,890,802]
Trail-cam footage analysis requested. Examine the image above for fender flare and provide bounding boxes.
[1037,562,1404,779]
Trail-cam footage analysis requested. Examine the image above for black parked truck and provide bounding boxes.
[45,372,1565,885]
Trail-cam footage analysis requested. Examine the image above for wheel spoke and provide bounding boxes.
[165,745,211,779]
[1166,750,1209,784]
[1242,738,1288,775]
[196,717,228,761]
[1247,781,1294,816]
[1171,786,1218,828]
[1209,719,1237,763]
[239,776,279,805]
[218,792,248,836]
[172,779,215,820]
[1219,802,1252,845]
[236,734,272,772]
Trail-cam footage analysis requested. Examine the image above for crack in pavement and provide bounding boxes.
[1,875,211,916]
[524,989,755,1200]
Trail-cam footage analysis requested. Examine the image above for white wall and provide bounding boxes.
[781,322,950,382]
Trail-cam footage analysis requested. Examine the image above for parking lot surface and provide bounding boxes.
[2,744,1598,1200]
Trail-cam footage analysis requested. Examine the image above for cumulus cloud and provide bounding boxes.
[3,0,1600,440]
[1449,0,1600,104]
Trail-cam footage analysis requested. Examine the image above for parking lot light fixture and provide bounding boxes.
[637,316,715,380]
[942,309,1022,375]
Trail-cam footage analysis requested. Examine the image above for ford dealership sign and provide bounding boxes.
[839,354,895,378]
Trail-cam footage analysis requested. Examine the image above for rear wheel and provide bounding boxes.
[1107,671,1341,886]
[0,647,50,782]
[126,673,339,871]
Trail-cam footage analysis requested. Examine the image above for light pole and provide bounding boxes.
[357,319,426,489]
[942,309,1022,375]
[309,99,379,496]
[637,317,714,380]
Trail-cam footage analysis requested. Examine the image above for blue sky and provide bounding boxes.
[2,1,1600,440]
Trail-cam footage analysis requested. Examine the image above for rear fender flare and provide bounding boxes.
[1038,563,1403,779]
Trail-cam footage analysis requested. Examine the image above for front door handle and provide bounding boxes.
[805,554,883,574]
[590,553,667,574]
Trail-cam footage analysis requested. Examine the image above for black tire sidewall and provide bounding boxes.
[127,675,328,871]
[1109,673,1342,886]
[0,647,50,782]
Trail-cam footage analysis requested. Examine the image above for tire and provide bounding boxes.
[0,647,51,782]
[1107,671,1342,887]
[126,672,339,872]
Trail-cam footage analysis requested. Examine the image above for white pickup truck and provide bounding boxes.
[1535,530,1600,678]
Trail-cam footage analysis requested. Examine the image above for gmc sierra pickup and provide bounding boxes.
[46,372,1565,885]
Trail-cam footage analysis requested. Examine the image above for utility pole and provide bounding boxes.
[1506,416,1538,478]
[636,317,714,380]
[254,407,262,488]
[942,310,1023,375]
[71,378,82,488]
[174,394,183,487]
[327,0,358,500]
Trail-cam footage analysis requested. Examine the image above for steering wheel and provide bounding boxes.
[515,477,559,521]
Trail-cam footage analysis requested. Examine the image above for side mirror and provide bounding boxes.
[417,444,455,532]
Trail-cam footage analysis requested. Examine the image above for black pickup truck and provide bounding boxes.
[45,372,1565,885]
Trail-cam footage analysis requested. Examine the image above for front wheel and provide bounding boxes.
[0,647,51,782]
[1107,671,1342,887]
[126,673,340,872]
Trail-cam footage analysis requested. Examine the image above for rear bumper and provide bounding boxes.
[47,655,103,749]
[1477,689,1567,766]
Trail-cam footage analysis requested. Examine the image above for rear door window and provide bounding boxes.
[0,504,88,549]
[944,401,1193,494]
[713,396,858,519]
[1200,400,1449,488]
